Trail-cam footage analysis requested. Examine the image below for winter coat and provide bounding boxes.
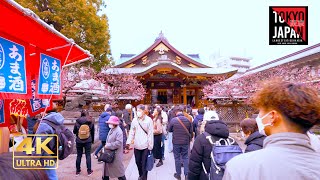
[104,126,125,178]
[223,133,320,180]
[126,115,154,150]
[189,120,229,180]
[26,115,38,134]
[244,131,265,153]
[169,113,193,145]
[123,109,133,126]
[193,114,204,137]
[98,112,111,141]
[119,118,127,147]
[73,116,95,144]
[36,112,64,156]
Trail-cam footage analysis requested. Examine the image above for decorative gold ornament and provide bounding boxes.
[142,56,148,65]
[175,56,182,64]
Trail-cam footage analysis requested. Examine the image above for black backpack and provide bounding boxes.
[202,132,243,180]
[43,120,75,160]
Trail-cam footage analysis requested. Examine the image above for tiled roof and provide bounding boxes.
[104,61,237,76]
[246,43,320,75]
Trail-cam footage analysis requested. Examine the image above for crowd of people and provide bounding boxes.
[3,79,320,180]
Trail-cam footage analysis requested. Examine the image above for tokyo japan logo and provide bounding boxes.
[13,134,58,169]
[269,6,308,45]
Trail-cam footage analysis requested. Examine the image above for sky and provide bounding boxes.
[104,0,320,68]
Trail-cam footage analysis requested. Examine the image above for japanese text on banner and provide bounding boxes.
[38,54,61,95]
[0,36,26,94]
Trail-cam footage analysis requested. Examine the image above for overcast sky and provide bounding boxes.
[104,0,320,68]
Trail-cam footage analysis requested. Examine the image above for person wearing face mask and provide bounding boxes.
[223,79,320,180]
[240,118,266,153]
[126,104,154,180]
[103,116,126,180]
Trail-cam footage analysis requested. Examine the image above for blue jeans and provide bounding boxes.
[45,168,58,180]
[173,144,189,176]
[94,140,106,156]
[168,132,173,152]
[161,134,165,158]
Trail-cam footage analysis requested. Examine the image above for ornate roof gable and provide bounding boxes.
[115,32,210,68]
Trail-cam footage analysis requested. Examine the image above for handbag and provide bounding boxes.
[98,149,116,163]
[146,150,154,171]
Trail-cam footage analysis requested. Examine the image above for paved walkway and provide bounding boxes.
[58,133,244,180]
[125,138,186,180]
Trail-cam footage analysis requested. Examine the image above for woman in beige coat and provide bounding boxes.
[104,116,126,180]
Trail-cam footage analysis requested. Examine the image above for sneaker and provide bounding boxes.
[174,173,181,180]
[76,171,80,176]
[87,170,93,176]
[98,160,104,164]
[156,161,163,167]
[93,154,98,159]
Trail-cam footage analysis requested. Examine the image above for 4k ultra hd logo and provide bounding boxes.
[13,134,58,169]
[269,6,308,45]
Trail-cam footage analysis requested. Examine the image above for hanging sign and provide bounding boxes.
[0,100,4,124]
[30,79,50,112]
[0,36,26,94]
[9,99,28,118]
[38,54,61,95]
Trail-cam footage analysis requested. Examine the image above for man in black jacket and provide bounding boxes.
[169,105,193,180]
[73,110,95,176]
[188,116,230,180]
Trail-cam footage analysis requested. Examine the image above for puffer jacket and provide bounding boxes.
[244,131,265,153]
[98,112,111,141]
[73,116,95,144]
[188,120,229,180]
[169,113,193,145]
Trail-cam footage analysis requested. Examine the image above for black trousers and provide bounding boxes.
[102,176,126,180]
[134,148,149,180]
[76,142,92,172]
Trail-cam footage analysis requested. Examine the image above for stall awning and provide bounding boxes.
[0,0,93,99]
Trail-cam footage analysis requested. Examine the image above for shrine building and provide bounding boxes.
[106,32,237,107]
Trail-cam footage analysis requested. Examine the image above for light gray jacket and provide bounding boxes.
[104,126,125,178]
[223,132,320,180]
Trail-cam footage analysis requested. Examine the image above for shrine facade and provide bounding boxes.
[106,32,237,107]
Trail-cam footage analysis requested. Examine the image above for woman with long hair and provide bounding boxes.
[152,107,163,167]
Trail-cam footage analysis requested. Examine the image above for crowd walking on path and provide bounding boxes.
[16,79,320,180]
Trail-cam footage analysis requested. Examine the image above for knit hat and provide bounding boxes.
[106,107,113,113]
[125,104,132,110]
[203,111,219,121]
[106,116,119,125]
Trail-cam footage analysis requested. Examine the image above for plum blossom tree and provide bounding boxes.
[61,66,95,107]
[95,72,146,101]
[204,63,320,102]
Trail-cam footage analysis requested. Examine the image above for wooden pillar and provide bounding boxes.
[195,88,199,108]
[183,86,187,105]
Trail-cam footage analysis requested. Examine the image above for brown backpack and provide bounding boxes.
[78,124,90,139]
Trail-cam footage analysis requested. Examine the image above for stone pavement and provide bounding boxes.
[57,133,245,180]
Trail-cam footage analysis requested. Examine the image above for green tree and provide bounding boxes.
[16,0,112,71]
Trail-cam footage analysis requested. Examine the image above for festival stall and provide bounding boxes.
[0,0,92,153]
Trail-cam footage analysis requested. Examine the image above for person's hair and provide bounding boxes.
[0,152,49,180]
[137,104,145,111]
[251,79,320,132]
[115,110,123,118]
[240,118,258,135]
[154,107,163,123]
[173,105,184,114]
[198,108,205,115]
[81,109,89,117]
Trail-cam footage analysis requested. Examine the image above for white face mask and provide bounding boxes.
[108,124,114,129]
[255,112,272,136]
[137,111,143,118]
